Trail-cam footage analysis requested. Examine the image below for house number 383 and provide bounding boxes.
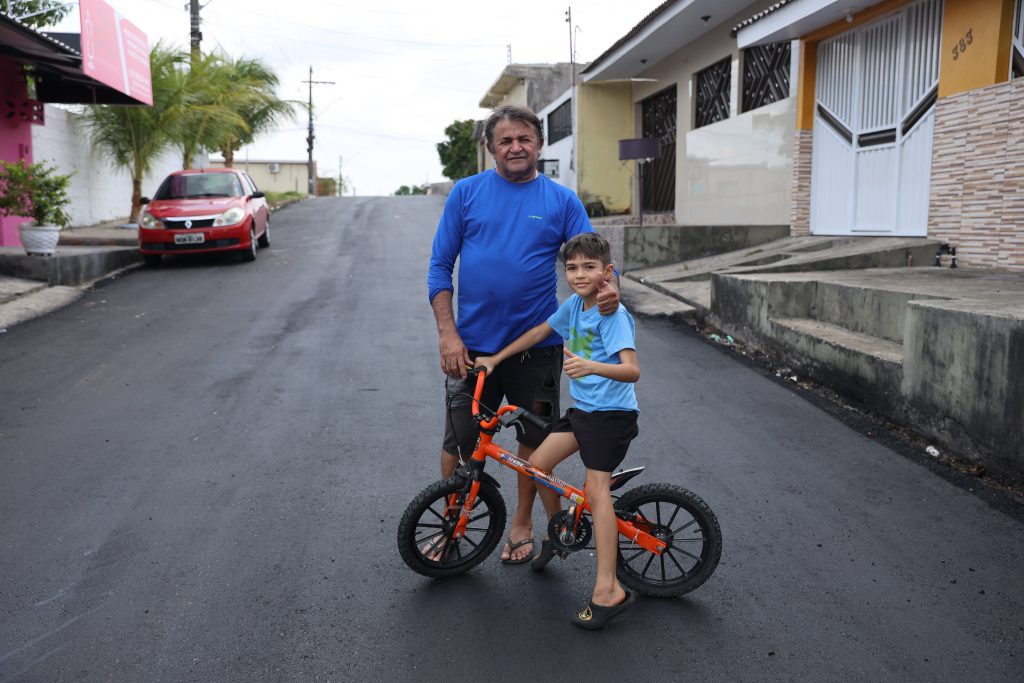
[952,28,973,60]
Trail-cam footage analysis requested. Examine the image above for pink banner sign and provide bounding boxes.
[79,0,153,105]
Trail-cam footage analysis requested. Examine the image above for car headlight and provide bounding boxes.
[214,207,246,227]
[140,212,161,230]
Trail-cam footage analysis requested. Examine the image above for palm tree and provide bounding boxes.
[178,52,257,169]
[78,42,189,223]
[206,56,298,167]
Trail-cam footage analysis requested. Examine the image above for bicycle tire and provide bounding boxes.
[397,476,507,578]
[614,482,722,597]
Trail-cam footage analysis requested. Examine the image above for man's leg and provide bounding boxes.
[498,346,563,563]
[500,443,537,562]
[440,449,460,478]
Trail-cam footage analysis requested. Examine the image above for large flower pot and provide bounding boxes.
[18,223,61,256]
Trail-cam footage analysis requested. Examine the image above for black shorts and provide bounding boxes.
[552,408,639,473]
[442,345,563,459]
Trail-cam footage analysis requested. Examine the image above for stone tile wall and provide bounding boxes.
[790,129,814,236]
[929,78,1024,270]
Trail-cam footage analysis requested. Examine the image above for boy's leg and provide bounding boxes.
[528,431,579,521]
[585,469,628,608]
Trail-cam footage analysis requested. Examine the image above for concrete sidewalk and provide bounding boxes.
[0,221,140,330]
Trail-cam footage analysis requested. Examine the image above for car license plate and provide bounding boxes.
[174,232,205,245]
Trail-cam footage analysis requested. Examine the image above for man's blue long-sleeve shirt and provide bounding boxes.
[427,170,593,354]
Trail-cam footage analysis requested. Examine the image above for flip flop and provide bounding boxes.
[500,536,534,564]
[572,591,636,630]
[530,538,567,572]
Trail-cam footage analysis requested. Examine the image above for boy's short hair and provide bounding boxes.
[561,232,612,266]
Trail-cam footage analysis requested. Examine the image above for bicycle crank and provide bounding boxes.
[548,508,592,553]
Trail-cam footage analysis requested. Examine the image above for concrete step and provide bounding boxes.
[621,277,697,320]
[771,316,904,365]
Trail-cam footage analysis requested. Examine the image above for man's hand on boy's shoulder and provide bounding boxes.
[597,277,620,316]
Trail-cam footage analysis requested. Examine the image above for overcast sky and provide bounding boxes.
[52,0,666,195]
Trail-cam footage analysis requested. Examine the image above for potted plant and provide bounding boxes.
[0,159,73,255]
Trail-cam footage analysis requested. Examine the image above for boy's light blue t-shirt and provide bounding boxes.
[547,294,639,413]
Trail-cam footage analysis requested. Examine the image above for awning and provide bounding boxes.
[0,13,149,105]
[733,0,886,48]
[581,0,756,82]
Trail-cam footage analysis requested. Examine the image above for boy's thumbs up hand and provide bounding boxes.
[563,347,592,379]
[596,276,619,316]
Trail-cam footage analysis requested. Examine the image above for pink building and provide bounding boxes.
[0,7,150,246]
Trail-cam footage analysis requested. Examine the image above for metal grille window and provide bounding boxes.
[547,99,572,144]
[742,42,791,112]
[641,85,677,212]
[694,57,731,128]
[1013,0,1024,78]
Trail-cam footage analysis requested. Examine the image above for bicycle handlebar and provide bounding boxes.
[471,366,550,435]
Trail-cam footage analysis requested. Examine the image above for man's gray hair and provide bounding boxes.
[483,104,544,153]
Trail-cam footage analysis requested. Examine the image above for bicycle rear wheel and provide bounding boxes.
[615,482,722,597]
[397,476,507,578]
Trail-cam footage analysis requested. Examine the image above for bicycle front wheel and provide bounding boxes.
[615,482,722,597]
[397,476,507,578]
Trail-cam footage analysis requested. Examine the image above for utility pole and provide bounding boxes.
[302,66,334,196]
[189,0,201,64]
[566,6,575,87]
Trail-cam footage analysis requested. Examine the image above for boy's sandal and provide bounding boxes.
[500,536,534,564]
[571,591,636,631]
[530,538,567,572]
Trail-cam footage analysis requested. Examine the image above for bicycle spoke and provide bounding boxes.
[639,552,656,580]
[665,548,691,576]
[620,547,648,564]
[672,518,699,535]
[660,550,667,580]
[665,505,681,530]
[467,509,492,525]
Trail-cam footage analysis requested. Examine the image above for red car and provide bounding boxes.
[138,168,270,266]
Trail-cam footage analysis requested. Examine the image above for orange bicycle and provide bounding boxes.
[397,368,722,597]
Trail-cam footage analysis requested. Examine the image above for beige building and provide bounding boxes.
[476,63,574,173]
[208,160,313,195]
[577,0,795,224]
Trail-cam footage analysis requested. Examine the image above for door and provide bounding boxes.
[810,0,942,236]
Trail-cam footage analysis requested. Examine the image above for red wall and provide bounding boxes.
[0,56,33,246]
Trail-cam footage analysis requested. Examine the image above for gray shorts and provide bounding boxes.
[442,344,563,460]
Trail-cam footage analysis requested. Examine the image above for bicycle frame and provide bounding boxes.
[451,369,668,556]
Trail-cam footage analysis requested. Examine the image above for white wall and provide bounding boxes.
[628,0,797,226]
[31,104,199,226]
[537,89,577,191]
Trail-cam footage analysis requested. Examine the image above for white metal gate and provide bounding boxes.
[810,0,942,236]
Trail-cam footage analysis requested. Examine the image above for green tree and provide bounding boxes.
[436,119,477,181]
[203,55,297,168]
[2,1,71,28]
[78,42,189,223]
[394,185,426,196]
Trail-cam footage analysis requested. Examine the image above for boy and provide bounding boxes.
[475,232,639,630]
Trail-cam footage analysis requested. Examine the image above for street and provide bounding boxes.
[2,196,1023,681]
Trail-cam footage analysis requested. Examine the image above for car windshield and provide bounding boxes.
[155,173,243,199]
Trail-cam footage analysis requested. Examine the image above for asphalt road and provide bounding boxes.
[1,196,1022,681]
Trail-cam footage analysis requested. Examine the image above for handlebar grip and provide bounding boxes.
[519,410,549,433]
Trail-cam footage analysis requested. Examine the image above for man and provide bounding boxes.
[427,103,619,563]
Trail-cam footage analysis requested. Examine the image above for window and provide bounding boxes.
[742,41,791,112]
[694,57,731,128]
[538,159,560,178]
[1012,0,1024,78]
[547,99,572,144]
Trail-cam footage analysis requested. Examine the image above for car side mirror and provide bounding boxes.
[250,191,265,199]
[140,196,151,205]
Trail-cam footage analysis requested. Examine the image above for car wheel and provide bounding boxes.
[142,253,162,268]
[240,225,257,262]
[257,219,270,248]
